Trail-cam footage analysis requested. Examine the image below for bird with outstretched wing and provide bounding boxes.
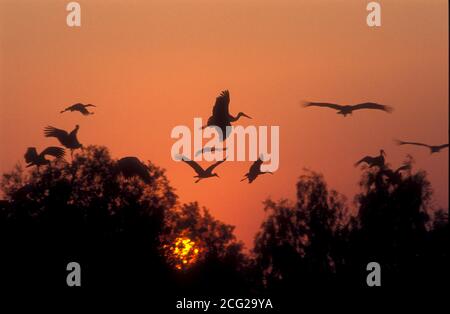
[179,156,226,183]
[24,146,65,168]
[61,103,96,115]
[395,140,449,154]
[303,101,392,116]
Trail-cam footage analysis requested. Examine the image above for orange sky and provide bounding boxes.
[1,0,448,248]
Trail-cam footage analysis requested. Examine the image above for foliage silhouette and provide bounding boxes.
[253,170,349,293]
[253,161,448,296]
[0,145,250,298]
[0,147,447,303]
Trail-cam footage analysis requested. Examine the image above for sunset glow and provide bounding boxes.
[0,0,447,248]
[164,236,202,270]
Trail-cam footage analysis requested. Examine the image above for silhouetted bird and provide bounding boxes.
[395,140,449,154]
[202,90,252,140]
[195,146,227,157]
[44,125,83,158]
[116,157,151,184]
[24,146,65,169]
[178,155,226,183]
[303,101,393,117]
[382,163,411,185]
[61,103,96,115]
[241,158,273,183]
[355,150,386,168]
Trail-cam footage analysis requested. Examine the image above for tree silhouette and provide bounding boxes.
[0,145,253,300]
[348,156,442,287]
[253,163,447,295]
[253,170,349,294]
[0,147,447,303]
[0,146,179,291]
[163,202,252,295]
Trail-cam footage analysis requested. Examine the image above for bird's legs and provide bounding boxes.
[193,175,203,183]
[240,174,249,182]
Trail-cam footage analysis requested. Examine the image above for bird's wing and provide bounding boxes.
[24,147,39,163]
[211,90,230,120]
[181,157,205,174]
[396,140,430,148]
[78,107,90,115]
[249,159,263,173]
[302,102,343,111]
[41,146,65,159]
[436,144,449,150]
[44,126,69,141]
[205,159,226,173]
[63,103,83,111]
[354,156,371,167]
[395,164,411,173]
[351,102,393,112]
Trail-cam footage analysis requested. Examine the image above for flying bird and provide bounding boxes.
[241,158,273,183]
[395,140,449,154]
[178,156,226,183]
[116,157,151,184]
[61,103,96,115]
[24,146,65,169]
[44,125,83,158]
[202,90,252,140]
[195,146,227,157]
[303,101,393,117]
[355,150,386,168]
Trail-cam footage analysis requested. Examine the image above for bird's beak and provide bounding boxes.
[215,174,220,178]
[242,113,252,119]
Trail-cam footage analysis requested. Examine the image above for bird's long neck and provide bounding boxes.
[229,112,245,122]
[229,114,239,122]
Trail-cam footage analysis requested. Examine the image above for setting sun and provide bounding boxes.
[164,236,202,270]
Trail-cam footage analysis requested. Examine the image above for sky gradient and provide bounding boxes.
[1,0,448,248]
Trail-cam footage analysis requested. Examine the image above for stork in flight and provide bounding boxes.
[355,150,386,168]
[116,157,151,184]
[195,146,227,157]
[202,90,252,140]
[44,125,83,158]
[303,101,393,117]
[241,158,273,183]
[178,155,226,183]
[395,140,449,154]
[24,146,65,169]
[61,103,96,115]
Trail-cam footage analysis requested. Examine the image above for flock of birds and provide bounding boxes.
[24,93,448,185]
[302,101,447,181]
